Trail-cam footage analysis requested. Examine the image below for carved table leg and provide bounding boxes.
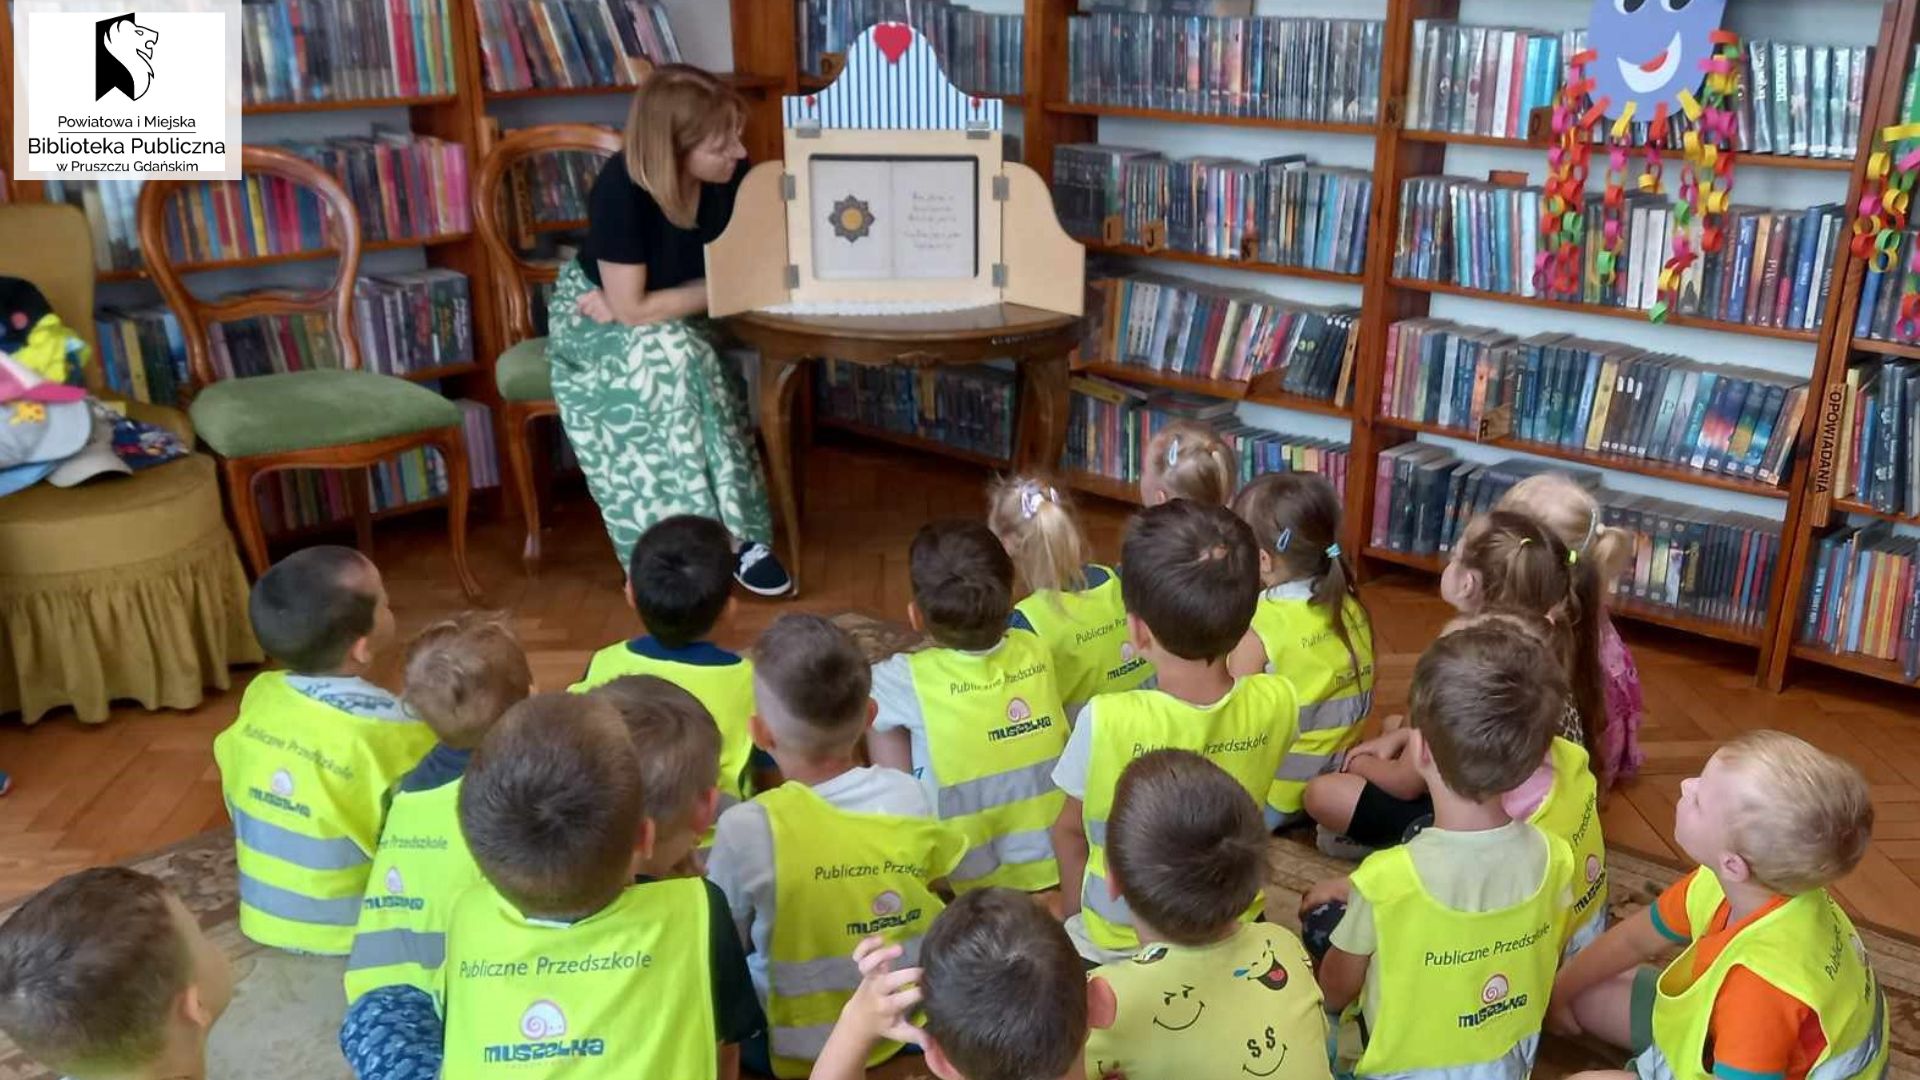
[758,349,810,596]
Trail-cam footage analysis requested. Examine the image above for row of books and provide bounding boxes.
[255,400,502,536]
[473,0,679,93]
[242,0,458,105]
[1052,146,1371,275]
[1831,361,1920,517]
[1064,378,1350,494]
[1083,272,1359,404]
[508,148,608,230]
[1405,23,1562,140]
[1394,176,1844,331]
[794,1,1025,95]
[813,360,1017,462]
[352,270,477,378]
[1801,524,1920,679]
[1065,14,1383,124]
[1855,227,1920,343]
[1372,447,1781,630]
[1381,319,1808,487]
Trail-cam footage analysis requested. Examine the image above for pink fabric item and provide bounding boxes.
[0,351,85,404]
[1596,613,1645,789]
[1501,761,1554,821]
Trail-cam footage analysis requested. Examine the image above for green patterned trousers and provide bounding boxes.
[548,260,774,567]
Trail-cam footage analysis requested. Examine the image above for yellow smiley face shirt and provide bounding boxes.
[1085,922,1331,1080]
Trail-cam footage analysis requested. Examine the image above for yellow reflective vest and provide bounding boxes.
[569,638,755,814]
[904,631,1068,891]
[1079,676,1298,952]
[1247,589,1374,819]
[213,672,434,955]
[1529,737,1608,955]
[1633,873,1887,1080]
[1013,564,1154,716]
[1350,829,1573,1080]
[344,765,478,1002]
[439,878,715,1079]
[759,782,965,1078]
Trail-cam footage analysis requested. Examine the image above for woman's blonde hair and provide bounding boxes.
[623,64,745,229]
[987,475,1088,597]
[1143,421,1237,506]
[1716,730,1873,895]
[1496,473,1633,584]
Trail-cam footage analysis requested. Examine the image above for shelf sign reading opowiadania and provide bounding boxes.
[13,0,242,180]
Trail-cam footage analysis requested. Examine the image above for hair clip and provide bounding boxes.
[1019,482,1048,520]
[1274,527,1293,552]
[1166,436,1181,466]
[1568,549,1580,566]
[1579,506,1600,554]
[1325,542,1342,560]
[1517,537,1533,548]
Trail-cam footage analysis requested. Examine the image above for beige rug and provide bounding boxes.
[0,614,1911,1079]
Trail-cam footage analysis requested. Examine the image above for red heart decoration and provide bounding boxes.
[873,22,912,64]
[970,97,982,110]
[805,95,817,108]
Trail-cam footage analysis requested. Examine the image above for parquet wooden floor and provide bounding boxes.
[3,438,1919,939]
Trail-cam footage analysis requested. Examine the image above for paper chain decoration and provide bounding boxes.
[1536,32,1743,324]
[1852,121,1920,340]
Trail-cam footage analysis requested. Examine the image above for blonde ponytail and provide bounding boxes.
[987,475,1089,598]
[1143,421,1238,506]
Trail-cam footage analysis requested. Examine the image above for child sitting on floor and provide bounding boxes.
[810,888,1115,1080]
[439,693,762,1080]
[0,868,234,1080]
[592,674,724,878]
[989,475,1154,719]
[1304,620,1574,1080]
[869,521,1070,892]
[708,614,964,1078]
[1084,749,1329,1080]
[1140,420,1238,506]
[213,545,433,955]
[571,514,757,824]
[340,614,533,1080]
[1551,731,1885,1080]
[1227,471,1376,827]
[1052,500,1301,965]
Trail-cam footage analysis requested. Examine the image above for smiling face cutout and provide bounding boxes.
[1586,0,1727,120]
[1151,984,1205,1031]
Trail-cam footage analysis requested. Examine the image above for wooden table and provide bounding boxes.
[729,304,1081,594]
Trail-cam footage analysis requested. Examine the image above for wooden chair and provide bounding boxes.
[474,123,623,565]
[138,146,482,598]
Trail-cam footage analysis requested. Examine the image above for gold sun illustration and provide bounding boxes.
[829,195,875,243]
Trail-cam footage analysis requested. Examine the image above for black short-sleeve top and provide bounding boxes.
[576,154,747,289]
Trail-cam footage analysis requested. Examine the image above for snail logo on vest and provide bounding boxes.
[249,767,311,818]
[363,866,425,912]
[988,696,1053,742]
[1457,973,1527,1029]
[483,1000,607,1063]
[1107,639,1148,683]
[845,889,925,936]
[96,14,160,101]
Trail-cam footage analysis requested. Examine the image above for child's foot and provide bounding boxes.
[733,541,793,597]
[1315,825,1373,861]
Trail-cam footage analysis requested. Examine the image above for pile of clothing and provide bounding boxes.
[0,277,189,497]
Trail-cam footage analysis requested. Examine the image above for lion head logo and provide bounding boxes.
[96,14,160,102]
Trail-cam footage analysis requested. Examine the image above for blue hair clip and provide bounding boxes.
[1274,527,1292,552]
[1325,542,1342,560]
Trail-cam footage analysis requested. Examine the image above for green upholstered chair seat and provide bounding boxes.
[495,337,553,402]
[188,369,462,458]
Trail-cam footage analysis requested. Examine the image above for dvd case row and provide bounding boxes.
[242,0,458,105]
[1066,14,1383,124]
[1801,524,1920,679]
[1831,360,1920,517]
[1405,22,1562,140]
[1382,318,1807,487]
[473,0,679,93]
[794,1,1024,95]
[252,400,501,536]
[1065,377,1350,494]
[1393,176,1843,331]
[813,359,1017,462]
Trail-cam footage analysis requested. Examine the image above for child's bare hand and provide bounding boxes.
[841,937,927,1046]
[1546,980,1584,1037]
[1345,727,1410,767]
[1299,875,1351,917]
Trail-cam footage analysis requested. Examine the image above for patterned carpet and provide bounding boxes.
[0,614,1912,1079]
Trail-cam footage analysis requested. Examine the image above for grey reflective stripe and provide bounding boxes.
[772,934,926,998]
[1086,818,1107,848]
[238,874,362,926]
[1081,871,1134,927]
[1630,1042,1678,1080]
[1808,989,1887,1080]
[1363,1033,1537,1080]
[1561,906,1607,961]
[1274,751,1336,782]
[346,928,446,972]
[770,1023,837,1061]
[951,827,1054,883]
[1299,692,1372,733]
[230,804,370,871]
[936,758,1058,820]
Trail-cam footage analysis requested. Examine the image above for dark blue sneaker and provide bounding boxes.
[734,541,793,597]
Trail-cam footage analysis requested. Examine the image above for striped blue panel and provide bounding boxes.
[782,23,1003,132]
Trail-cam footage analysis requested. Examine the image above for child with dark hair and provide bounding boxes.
[1086,749,1329,1080]
[1228,471,1376,827]
[811,888,1116,1080]
[868,521,1070,892]
[571,514,757,836]
[707,614,963,1078]
[1304,621,1574,1080]
[213,545,433,955]
[0,868,233,1080]
[1052,500,1302,964]
[340,614,533,1080]
[439,692,762,1080]
[593,674,724,878]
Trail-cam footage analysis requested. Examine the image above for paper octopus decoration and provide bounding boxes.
[1538,0,1740,323]
[1852,99,1920,339]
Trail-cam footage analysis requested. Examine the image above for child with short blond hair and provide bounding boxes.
[1141,420,1237,506]
[1551,731,1884,1080]
[988,475,1153,718]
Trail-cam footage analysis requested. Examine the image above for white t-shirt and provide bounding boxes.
[869,643,1005,809]
[704,766,931,1005]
